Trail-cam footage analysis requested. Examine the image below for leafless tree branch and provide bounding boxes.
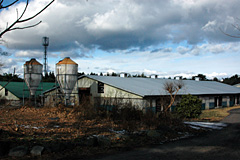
[18,0,54,23]
[0,0,54,38]
[0,0,19,9]
[231,23,240,32]
[9,21,42,31]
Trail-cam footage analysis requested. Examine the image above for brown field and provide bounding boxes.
[0,105,119,141]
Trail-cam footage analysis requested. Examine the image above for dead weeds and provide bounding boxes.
[0,106,118,142]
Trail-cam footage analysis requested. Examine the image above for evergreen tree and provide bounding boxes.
[175,94,202,119]
[78,72,85,76]
[42,72,55,82]
[192,74,207,81]
[222,74,240,85]
[213,77,219,82]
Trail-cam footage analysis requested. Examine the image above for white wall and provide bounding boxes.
[0,85,19,101]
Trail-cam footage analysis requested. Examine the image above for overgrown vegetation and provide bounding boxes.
[175,94,202,119]
[71,97,185,133]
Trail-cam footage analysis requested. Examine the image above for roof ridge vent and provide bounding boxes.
[119,72,129,78]
[150,74,158,79]
[175,76,182,80]
[195,77,200,81]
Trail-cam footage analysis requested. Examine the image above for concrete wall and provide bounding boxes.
[0,85,19,101]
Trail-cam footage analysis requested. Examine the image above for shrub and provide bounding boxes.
[141,110,159,129]
[73,97,97,120]
[175,94,202,119]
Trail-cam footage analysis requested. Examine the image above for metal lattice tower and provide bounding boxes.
[42,37,49,76]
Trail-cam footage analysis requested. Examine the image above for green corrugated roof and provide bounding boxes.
[0,81,56,98]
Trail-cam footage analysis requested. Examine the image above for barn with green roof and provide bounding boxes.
[0,81,56,105]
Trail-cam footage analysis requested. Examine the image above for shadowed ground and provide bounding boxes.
[92,109,240,160]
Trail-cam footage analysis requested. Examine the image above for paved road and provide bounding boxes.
[93,109,240,160]
[222,108,240,124]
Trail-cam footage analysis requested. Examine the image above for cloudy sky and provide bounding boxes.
[0,0,239,79]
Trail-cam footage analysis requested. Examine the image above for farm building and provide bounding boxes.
[44,75,240,112]
[0,81,55,106]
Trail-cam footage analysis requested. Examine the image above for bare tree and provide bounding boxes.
[163,81,184,112]
[0,0,55,38]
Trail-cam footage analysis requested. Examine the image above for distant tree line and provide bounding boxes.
[0,73,22,82]
[42,72,55,82]
[222,74,240,85]
[0,72,239,85]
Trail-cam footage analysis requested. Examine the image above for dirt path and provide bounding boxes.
[92,109,240,160]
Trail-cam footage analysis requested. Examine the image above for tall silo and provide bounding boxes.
[56,57,78,106]
[24,58,43,97]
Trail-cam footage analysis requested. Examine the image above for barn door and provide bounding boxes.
[156,98,163,112]
[78,88,90,104]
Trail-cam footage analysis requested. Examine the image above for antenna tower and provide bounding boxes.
[42,37,49,76]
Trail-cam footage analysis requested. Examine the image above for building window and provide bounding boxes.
[98,82,104,93]
[5,89,8,96]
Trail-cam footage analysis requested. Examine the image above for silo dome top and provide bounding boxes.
[24,58,42,66]
[56,57,77,65]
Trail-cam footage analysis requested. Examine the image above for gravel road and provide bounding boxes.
[93,109,240,160]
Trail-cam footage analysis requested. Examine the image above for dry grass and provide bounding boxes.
[198,105,240,122]
[0,104,163,142]
[0,106,117,141]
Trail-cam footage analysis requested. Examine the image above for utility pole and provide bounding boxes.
[42,37,49,76]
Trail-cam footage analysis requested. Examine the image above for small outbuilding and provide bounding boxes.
[0,81,55,106]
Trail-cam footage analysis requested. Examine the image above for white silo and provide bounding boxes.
[56,57,78,105]
[24,58,43,96]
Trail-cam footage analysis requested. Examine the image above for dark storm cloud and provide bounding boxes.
[1,0,240,56]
